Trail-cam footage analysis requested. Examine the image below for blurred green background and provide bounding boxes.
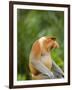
[17,9,64,80]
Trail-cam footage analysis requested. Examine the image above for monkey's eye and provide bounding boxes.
[51,37,56,41]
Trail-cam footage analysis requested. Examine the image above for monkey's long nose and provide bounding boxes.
[54,41,59,48]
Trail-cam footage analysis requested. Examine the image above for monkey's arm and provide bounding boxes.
[52,60,64,78]
[31,60,55,79]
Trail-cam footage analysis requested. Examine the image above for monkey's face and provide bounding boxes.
[44,37,59,51]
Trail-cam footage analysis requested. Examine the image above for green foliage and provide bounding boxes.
[17,9,64,80]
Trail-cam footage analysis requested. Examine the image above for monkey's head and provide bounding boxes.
[43,36,59,52]
[31,36,59,57]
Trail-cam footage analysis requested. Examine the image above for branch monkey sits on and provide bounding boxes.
[29,36,64,80]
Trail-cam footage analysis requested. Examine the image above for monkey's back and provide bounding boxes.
[29,52,40,75]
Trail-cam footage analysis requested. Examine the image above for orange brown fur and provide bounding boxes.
[32,40,41,59]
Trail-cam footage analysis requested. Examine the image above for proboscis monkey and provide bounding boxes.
[29,36,64,80]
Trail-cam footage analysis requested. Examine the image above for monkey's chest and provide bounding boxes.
[41,54,52,70]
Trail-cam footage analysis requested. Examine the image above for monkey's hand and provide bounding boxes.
[31,60,55,79]
[52,60,64,78]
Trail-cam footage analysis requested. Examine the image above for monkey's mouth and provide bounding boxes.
[50,45,57,51]
[50,46,54,50]
[51,46,53,49]
[47,45,58,51]
[47,46,53,51]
